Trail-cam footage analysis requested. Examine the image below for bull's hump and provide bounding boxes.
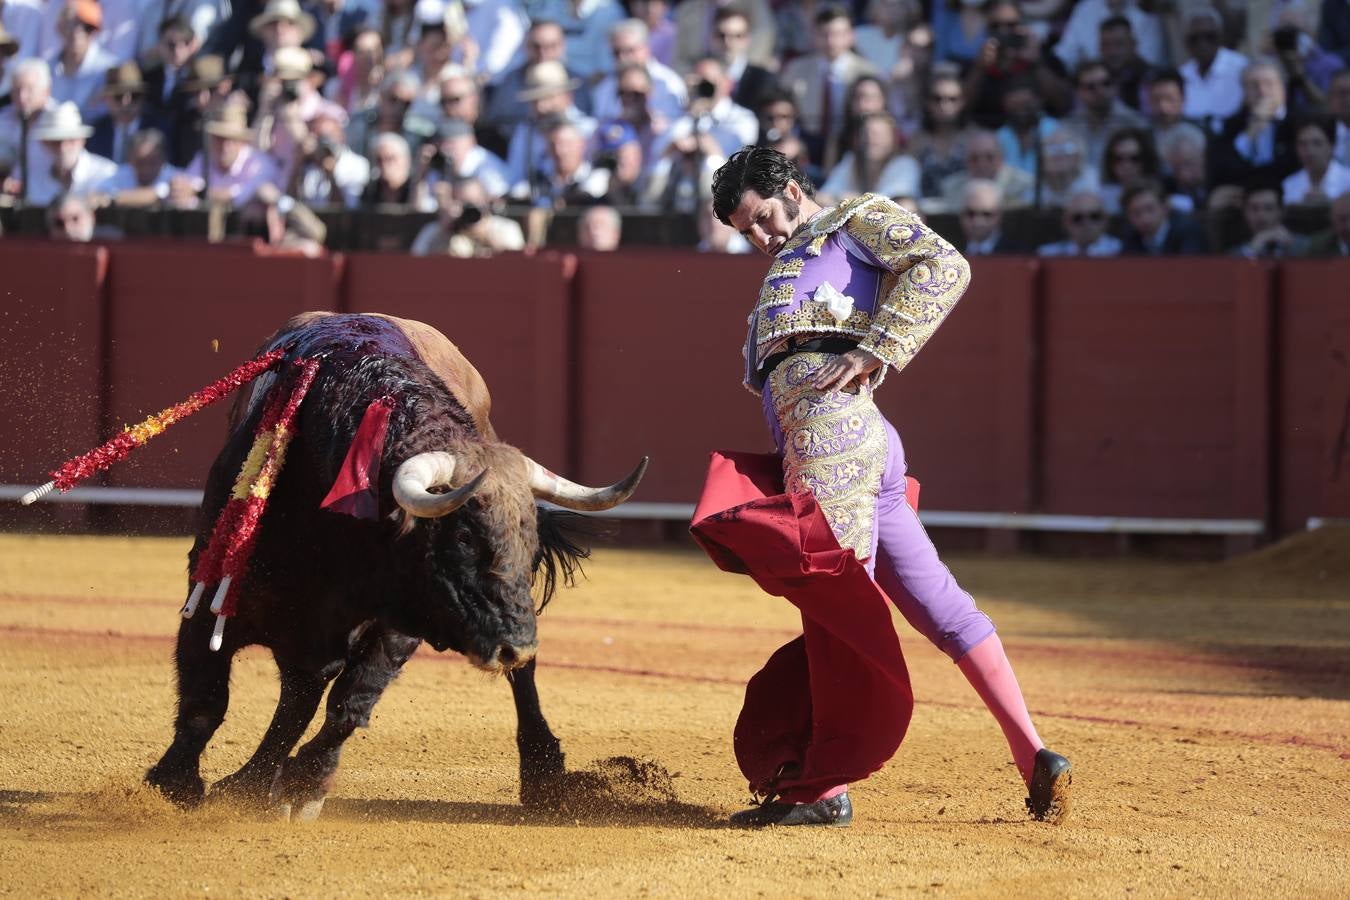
[273,313,420,361]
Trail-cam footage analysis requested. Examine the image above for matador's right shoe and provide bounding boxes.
[1026,748,1073,824]
[728,792,853,828]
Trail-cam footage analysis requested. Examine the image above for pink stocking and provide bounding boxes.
[956,633,1043,785]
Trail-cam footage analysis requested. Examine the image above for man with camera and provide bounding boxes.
[418,117,510,202]
[410,174,524,256]
[962,0,1072,130]
[1267,6,1345,115]
[291,106,370,207]
[651,55,756,162]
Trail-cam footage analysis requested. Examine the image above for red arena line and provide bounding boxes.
[1,623,1346,759]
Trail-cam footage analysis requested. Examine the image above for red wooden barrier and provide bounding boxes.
[0,241,107,527]
[101,245,340,488]
[340,252,574,470]
[1038,258,1273,520]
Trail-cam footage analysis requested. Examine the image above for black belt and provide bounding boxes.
[758,337,858,382]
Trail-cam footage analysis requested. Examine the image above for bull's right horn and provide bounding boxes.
[393,451,488,518]
[526,456,648,511]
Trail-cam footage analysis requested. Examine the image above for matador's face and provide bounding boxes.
[728,183,808,257]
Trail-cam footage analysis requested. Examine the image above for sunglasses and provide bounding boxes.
[1111,150,1142,162]
[961,209,997,218]
[441,93,468,103]
[1068,211,1105,224]
[715,29,748,40]
[929,93,961,103]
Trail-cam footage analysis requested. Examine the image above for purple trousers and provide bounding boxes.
[763,368,995,662]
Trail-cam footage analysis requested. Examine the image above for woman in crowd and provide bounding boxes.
[908,72,970,198]
[819,111,920,202]
[1099,127,1162,214]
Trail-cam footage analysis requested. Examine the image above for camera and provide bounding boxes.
[314,136,338,159]
[995,30,1025,52]
[452,204,484,229]
[1272,25,1299,54]
[279,79,301,103]
[694,78,717,100]
[593,151,619,172]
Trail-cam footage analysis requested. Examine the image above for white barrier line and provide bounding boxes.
[0,485,1263,535]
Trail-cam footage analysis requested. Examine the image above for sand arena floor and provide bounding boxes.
[0,531,1347,898]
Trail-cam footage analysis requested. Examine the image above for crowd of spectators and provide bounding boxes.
[2,0,1349,258]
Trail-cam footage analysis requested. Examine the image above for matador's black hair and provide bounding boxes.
[711,146,816,226]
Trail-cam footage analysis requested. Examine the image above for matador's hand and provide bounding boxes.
[811,348,883,392]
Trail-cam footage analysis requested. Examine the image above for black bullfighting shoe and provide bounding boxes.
[728,793,853,828]
[1026,748,1073,823]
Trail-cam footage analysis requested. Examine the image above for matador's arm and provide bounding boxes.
[843,198,972,374]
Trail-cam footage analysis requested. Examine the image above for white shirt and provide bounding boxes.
[1335,120,1350,168]
[463,0,529,85]
[48,44,120,120]
[1282,161,1350,205]
[1037,234,1123,257]
[1054,0,1165,69]
[504,105,595,186]
[650,97,758,160]
[1180,47,1249,126]
[25,146,118,204]
[528,0,626,81]
[427,142,512,200]
[104,160,185,192]
[299,148,371,208]
[854,26,902,75]
[820,153,921,200]
[95,0,152,64]
[590,58,688,124]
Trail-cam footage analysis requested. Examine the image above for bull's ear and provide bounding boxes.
[321,398,395,520]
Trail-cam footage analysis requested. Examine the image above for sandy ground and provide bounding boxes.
[0,531,1347,898]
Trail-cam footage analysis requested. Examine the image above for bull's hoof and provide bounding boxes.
[270,756,332,822]
[210,767,279,807]
[144,764,205,808]
[519,742,566,808]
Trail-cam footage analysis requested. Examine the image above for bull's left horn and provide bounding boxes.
[393,451,489,518]
[526,456,649,511]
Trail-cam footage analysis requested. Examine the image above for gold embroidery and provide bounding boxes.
[766,257,805,280]
[805,234,828,257]
[755,281,795,310]
[755,306,873,348]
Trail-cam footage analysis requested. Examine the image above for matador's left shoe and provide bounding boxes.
[728,793,853,828]
[1026,748,1073,823]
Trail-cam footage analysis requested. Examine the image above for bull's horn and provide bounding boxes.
[526,456,648,511]
[393,451,489,518]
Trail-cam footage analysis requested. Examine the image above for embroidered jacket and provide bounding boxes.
[743,193,971,393]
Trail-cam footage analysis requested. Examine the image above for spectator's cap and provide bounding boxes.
[71,0,103,31]
[597,120,638,153]
[518,61,580,101]
[180,54,227,92]
[204,104,255,141]
[274,45,313,79]
[33,102,93,141]
[437,118,473,141]
[0,21,19,56]
[414,0,467,35]
[249,0,316,42]
[102,62,146,96]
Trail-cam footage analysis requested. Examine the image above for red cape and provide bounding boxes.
[690,451,916,800]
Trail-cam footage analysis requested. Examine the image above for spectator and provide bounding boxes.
[101,128,185,204]
[87,64,149,165]
[1232,183,1306,257]
[528,0,624,81]
[837,74,892,164]
[577,203,622,251]
[610,63,667,161]
[310,0,374,62]
[181,103,281,207]
[0,5,38,67]
[696,197,751,253]
[348,69,419,159]
[1179,6,1248,130]
[411,0,480,98]
[932,0,988,67]
[331,26,385,117]
[593,119,644,206]
[421,117,509,200]
[456,0,527,86]
[996,77,1058,177]
[161,53,231,169]
[641,119,724,213]
[909,72,969,199]
[146,1,225,52]
[96,0,150,66]
[374,0,418,59]
[1323,0,1350,68]
[754,89,817,183]
[516,116,609,207]
[256,46,348,181]
[1332,69,1350,167]
[291,106,370,207]
[854,0,918,76]
[0,58,56,194]
[1158,122,1210,213]
[710,6,776,113]
[629,1,675,68]
[889,19,937,135]
[651,55,756,160]
[48,0,117,120]
[1037,188,1121,256]
[1054,0,1164,70]
[779,4,878,167]
[236,0,317,103]
[1099,126,1161,213]
[25,100,116,205]
[46,192,96,241]
[591,19,686,124]
[962,0,1072,130]
[481,19,564,150]
[242,181,328,256]
[1037,125,1100,209]
[411,175,524,255]
[360,129,417,205]
[1209,60,1298,190]
[1302,189,1350,255]
[1120,178,1208,254]
[432,64,496,153]
[0,22,16,94]
[819,112,919,202]
[675,0,776,74]
[1097,15,1149,112]
[1268,2,1344,114]
[1145,68,1192,147]
[958,179,1021,254]
[1283,115,1350,204]
[1065,59,1146,174]
[141,17,200,126]
[505,60,595,190]
[939,129,1033,210]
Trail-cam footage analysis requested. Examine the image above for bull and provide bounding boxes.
[144,312,646,819]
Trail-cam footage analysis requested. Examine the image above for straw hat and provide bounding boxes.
[248,0,316,42]
[33,102,94,141]
[517,61,581,102]
[273,46,313,80]
[0,21,19,57]
[102,62,146,97]
[204,104,255,141]
[179,55,228,92]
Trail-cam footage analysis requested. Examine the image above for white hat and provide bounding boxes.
[33,102,93,141]
[517,60,581,101]
[273,45,313,80]
[249,0,316,42]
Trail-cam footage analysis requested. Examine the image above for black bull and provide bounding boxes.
[144,313,646,818]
